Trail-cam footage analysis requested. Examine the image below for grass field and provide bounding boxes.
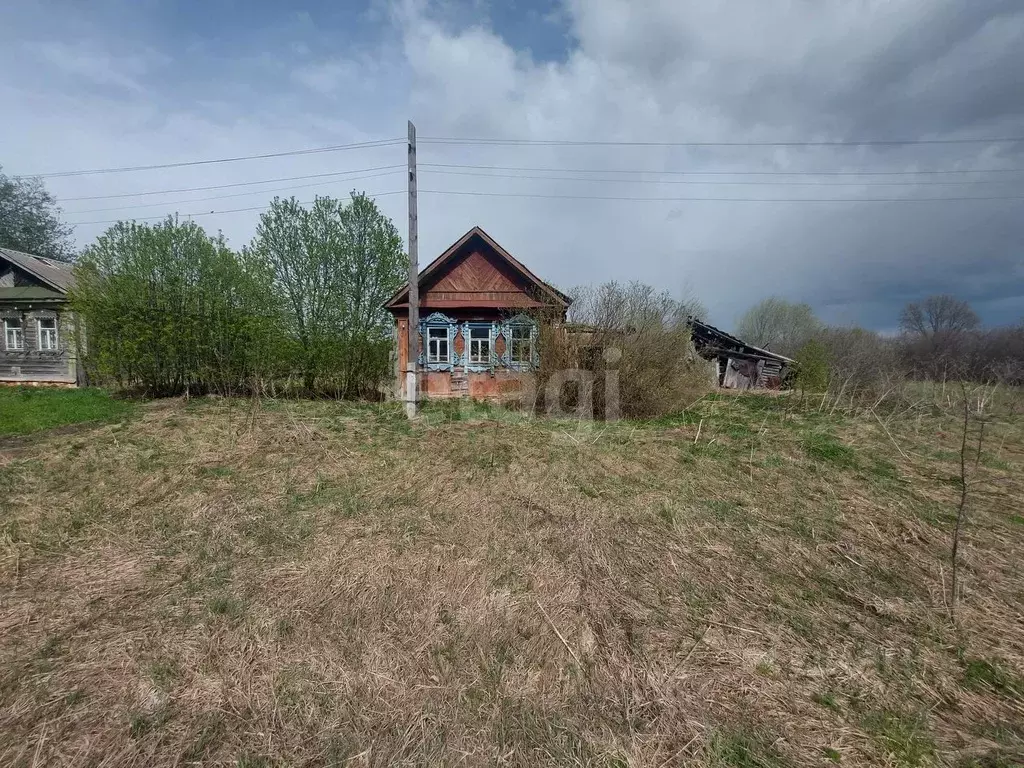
[0,387,135,437]
[1,389,1022,766]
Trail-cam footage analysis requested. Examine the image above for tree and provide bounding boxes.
[898,296,982,379]
[0,165,75,261]
[246,192,405,395]
[568,281,700,332]
[736,297,821,357]
[72,217,278,395]
[899,295,980,337]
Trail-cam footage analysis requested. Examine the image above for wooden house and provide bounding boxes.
[384,227,570,399]
[688,317,794,389]
[0,248,83,386]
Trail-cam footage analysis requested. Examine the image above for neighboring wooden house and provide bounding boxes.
[384,226,570,399]
[688,317,794,389]
[0,247,83,386]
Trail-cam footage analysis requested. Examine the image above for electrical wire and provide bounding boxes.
[421,167,1024,187]
[20,138,404,179]
[66,190,405,227]
[420,135,1024,147]
[60,165,407,201]
[66,169,404,215]
[420,162,1024,177]
[418,189,1024,203]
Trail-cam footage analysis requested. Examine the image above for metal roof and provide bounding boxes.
[0,247,75,293]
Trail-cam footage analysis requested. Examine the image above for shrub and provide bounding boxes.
[71,218,282,396]
[532,281,711,420]
[793,339,830,392]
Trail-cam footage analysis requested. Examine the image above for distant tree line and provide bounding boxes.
[735,295,1024,393]
[70,193,405,397]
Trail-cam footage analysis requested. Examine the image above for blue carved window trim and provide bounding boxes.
[461,322,499,372]
[500,314,539,370]
[419,312,459,371]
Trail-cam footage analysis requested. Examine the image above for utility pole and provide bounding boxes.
[405,120,419,419]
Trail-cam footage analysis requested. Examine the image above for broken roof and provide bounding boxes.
[688,317,796,364]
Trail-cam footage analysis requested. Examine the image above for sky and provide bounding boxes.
[1,0,1022,331]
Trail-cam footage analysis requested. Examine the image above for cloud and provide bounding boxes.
[292,59,360,95]
[1,0,1021,330]
[394,0,1024,327]
[31,40,169,93]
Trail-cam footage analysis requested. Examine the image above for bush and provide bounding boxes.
[532,282,711,420]
[71,218,282,396]
[793,339,830,392]
[70,196,405,399]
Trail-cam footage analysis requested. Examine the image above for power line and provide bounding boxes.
[419,189,1024,203]
[420,135,1024,148]
[20,138,404,179]
[66,190,405,227]
[66,170,404,215]
[420,161,1024,177]
[422,167,1024,187]
[59,165,406,201]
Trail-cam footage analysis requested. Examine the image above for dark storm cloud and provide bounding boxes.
[551,0,1024,328]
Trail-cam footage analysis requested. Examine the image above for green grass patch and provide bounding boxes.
[962,658,1023,700]
[862,710,935,767]
[707,729,793,767]
[0,387,134,436]
[207,595,245,620]
[803,432,858,469]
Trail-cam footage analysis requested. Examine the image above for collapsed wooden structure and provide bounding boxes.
[688,318,794,390]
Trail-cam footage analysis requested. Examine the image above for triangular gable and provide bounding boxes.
[385,226,570,310]
[0,247,75,294]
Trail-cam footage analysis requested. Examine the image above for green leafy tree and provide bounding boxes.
[246,192,405,395]
[71,217,279,395]
[736,297,821,357]
[0,165,75,261]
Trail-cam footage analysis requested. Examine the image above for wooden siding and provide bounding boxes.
[391,242,558,310]
[393,310,530,401]
[0,306,79,384]
[387,228,565,400]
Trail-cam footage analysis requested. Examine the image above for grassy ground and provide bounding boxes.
[0,387,134,437]
[1,388,1022,766]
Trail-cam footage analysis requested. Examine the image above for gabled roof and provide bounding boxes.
[384,226,571,310]
[0,247,75,293]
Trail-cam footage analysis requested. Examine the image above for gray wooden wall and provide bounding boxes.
[0,306,79,384]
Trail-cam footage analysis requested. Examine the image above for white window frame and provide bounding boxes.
[38,317,58,351]
[4,317,23,351]
[426,326,450,365]
[468,326,491,365]
[508,324,533,365]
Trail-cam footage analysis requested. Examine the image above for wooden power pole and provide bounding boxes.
[405,120,419,419]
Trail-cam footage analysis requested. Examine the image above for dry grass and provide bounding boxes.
[1,390,1022,767]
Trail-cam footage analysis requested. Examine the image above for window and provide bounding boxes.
[468,326,491,364]
[509,325,533,364]
[427,326,449,364]
[3,318,23,351]
[38,317,58,351]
